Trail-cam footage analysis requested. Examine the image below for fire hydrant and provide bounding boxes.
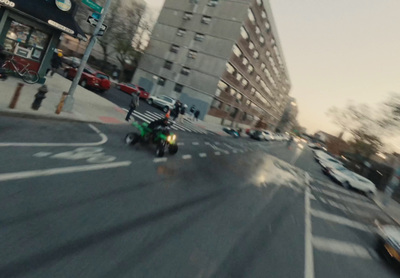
[32,85,48,110]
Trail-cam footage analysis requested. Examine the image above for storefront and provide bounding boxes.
[0,0,86,83]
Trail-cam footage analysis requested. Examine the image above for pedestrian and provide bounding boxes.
[194,109,200,121]
[49,51,63,77]
[190,105,196,120]
[125,92,140,122]
[178,104,187,123]
[172,101,181,121]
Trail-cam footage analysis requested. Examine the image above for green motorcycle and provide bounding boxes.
[125,121,179,157]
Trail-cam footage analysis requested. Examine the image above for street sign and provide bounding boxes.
[87,15,107,34]
[82,0,103,13]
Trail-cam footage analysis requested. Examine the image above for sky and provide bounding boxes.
[144,0,400,151]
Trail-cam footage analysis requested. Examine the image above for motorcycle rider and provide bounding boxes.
[148,114,171,141]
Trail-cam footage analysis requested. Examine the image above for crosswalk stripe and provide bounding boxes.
[131,113,150,123]
[312,236,373,260]
[124,107,207,134]
[317,188,377,209]
[311,209,373,233]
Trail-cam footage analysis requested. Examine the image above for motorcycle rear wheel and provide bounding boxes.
[125,133,140,145]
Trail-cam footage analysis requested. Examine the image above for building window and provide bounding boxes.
[188,49,198,59]
[242,112,247,121]
[259,36,265,44]
[253,50,259,59]
[174,83,183,93]
[4,20,50,62]
[246,99,251,106]
[240,26,249,40]
[256,0,262,6]
[208,0,218,7]
[232,44,242,58]
[224,104,231,113]
[158,77,166,86]
[211,98,222,109]
[164,60,173,70]
[230,107,239,118]
[236,72,243,82]
[256,75,261,82]
[247,9,256,23]
[183,12,193,20]
[242,57,249,65]
[251,87,256,95]
[194,33,205,41]
[249,41,254,50]
[247,65,254,74]
[181,67,191,76]
[201,16,212,24]
[170,44,179,53]
[265,21,270,31]
[177,28,186,37]
[261,63,266,70]
[241,79,248,87]
[226,63,235,74]
[261,11,267,19]
[255,26,261,34]
[229,88,236,97]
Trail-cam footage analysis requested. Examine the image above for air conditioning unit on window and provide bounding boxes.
[208,0,218,7]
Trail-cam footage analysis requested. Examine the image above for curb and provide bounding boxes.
[371,197,400,226]
[0,110,127,126]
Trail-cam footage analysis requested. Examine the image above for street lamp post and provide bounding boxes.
[63,0,112,112]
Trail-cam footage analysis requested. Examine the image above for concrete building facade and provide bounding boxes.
[276,97,298,133]
[132,0,291,129]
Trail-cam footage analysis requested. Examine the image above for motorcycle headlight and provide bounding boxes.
[172,135,176,141]
[167,135,172,142]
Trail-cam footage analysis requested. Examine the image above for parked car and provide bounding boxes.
[376,223,400,264]
[314,150,332,162]
[318,156,344,170]
[64,66,111,93]
[262,131,275,141]
[323,164,377,196]
[117,83,139,94]
[249,130,264,141]
[223,128,240,138]
[147,95,176,113]
[62,56,81,68]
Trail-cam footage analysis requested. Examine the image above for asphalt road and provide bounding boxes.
[0,116,399,278]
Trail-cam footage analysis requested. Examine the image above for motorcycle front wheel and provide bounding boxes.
[169,144,178,155]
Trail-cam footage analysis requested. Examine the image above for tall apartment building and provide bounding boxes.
[132,0,291,129]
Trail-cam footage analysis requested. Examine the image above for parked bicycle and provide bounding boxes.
[1,55,39,84]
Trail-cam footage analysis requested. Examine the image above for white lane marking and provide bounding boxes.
[0,124,108,147]
[318,189,377,209]
[214,151,221,156]
[177,142,184,146]
[305,188,315,278]
[199,153,207,158]
[205,142,210,145]
[182,154,192,160]
[311,209,373,233]
[312,237,372,260]
[192,142,199,145]
[224,151,230,155]
[133,111,155,122]
[33,152,52,157]
[310,194,316,200]
[0,161,132,182]
[153,157,168,163]
[232,150,237,154]
[131,113,150,123]
[317,182,367,200]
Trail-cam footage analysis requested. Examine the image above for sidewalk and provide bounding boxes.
[0,75,128,125]
[373,190,400,226]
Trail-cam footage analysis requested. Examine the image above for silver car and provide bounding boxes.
[147,95,176,113]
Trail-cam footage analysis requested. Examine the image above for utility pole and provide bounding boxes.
[63,0,112,112]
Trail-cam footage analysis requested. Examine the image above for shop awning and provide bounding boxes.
[2,0,87,41]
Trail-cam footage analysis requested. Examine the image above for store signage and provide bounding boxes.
[55,0,72,12]
[0,0,16,8]
[48,20,74,35]
[82,0,102,13]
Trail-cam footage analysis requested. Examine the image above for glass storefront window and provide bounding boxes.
[4,21,49,61]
